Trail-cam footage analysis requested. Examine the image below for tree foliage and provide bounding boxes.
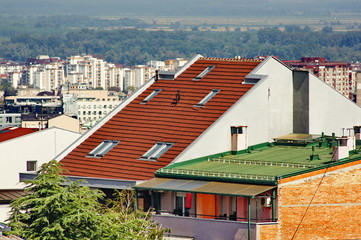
[8,161,164,240]
[0,27,360,65]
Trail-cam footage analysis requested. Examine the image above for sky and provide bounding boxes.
[0,0,360,17]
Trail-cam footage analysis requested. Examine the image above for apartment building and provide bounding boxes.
[63,89,122,128]
[50,55,361,240]
[284,57,355,100]
[66,55,124,91]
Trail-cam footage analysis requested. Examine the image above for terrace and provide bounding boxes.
[135,134,361,239]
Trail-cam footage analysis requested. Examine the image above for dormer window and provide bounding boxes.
[88,140,119,157]
[140,142,173,160]
[195,89,220,107]
[193,65,215,80]
[141,89,161,104]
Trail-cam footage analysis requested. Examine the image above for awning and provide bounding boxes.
[134,178,275,197]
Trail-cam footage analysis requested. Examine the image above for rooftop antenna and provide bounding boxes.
[172,90,181,106]
[155,70,159,82]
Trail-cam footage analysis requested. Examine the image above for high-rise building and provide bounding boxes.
[284,57,354,99]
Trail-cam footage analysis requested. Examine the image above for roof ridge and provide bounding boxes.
[199,57,262,62]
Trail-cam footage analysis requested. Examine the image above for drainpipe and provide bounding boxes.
[272,189,277,222]
[248,197,251,240]
[134,190,138,210]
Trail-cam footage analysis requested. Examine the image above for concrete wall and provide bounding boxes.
[152,215,258,240]
[0,204,10,223]
[173,58,294,163]
[293,71,309,133]
[48,115,80,133]
[308,73,361,136]
[259,161,361,239]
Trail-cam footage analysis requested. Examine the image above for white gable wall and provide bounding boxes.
[173,58,294,163]
[309,74,361,136]
[252,58,294,140]
[0,128,81,190]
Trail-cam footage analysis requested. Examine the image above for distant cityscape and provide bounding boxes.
[1,55,361,131]
[0,55,188,130]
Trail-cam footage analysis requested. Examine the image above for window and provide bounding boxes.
[195,89,220,107]
[6,117,12,123]
[140,142,173,160]
[141,89,161,104]
[193,65,215,80]
[27,161,37,171]
[88,140,119,157]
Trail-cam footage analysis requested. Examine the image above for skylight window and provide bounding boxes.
[195,89,220,107]
[141,89,161,104]
[88,140,119,157]
[193,65,215,80]
[140,142,173,160]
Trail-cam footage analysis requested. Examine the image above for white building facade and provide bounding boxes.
[0,127,81,222]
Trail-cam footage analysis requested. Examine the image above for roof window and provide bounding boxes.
[88,140,119,157]
[141,89,161,104]
[195,89,220,107]
[193,65,215,80]
[140,142,173,160]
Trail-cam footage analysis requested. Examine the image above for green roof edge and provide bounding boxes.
[165,142,270,169]
[158,143,361,185]
[278,154,361,180]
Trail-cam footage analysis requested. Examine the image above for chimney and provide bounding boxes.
[332,135,355,161]
[231,126,248,154]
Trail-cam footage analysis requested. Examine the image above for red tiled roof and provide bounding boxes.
[0,127,38,143]
[60,57,262,181]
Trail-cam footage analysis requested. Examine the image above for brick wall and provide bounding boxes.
[259,164,361,240]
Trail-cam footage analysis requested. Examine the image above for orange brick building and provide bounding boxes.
[261,159,361,239]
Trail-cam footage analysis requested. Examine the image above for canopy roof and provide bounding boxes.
[135,178,274,197]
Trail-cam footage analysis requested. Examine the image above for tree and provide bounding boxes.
[321,26,333,33]
[8,160,164,240]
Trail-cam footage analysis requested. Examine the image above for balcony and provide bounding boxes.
[152,214,277,240]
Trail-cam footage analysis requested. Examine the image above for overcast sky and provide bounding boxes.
[1,0,360,17]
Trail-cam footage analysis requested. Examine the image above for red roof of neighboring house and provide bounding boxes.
[60,57,262,181]
[0,127,38,143]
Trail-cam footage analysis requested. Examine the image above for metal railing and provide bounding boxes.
[208,157,317,169]
[157,168,276,181]
[156,210,275,223]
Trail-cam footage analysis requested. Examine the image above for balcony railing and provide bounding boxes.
[156,210,275,223]
[157,168,276,181]
[152,213,277,240]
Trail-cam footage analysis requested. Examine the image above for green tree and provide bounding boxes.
[8,160,164,240]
